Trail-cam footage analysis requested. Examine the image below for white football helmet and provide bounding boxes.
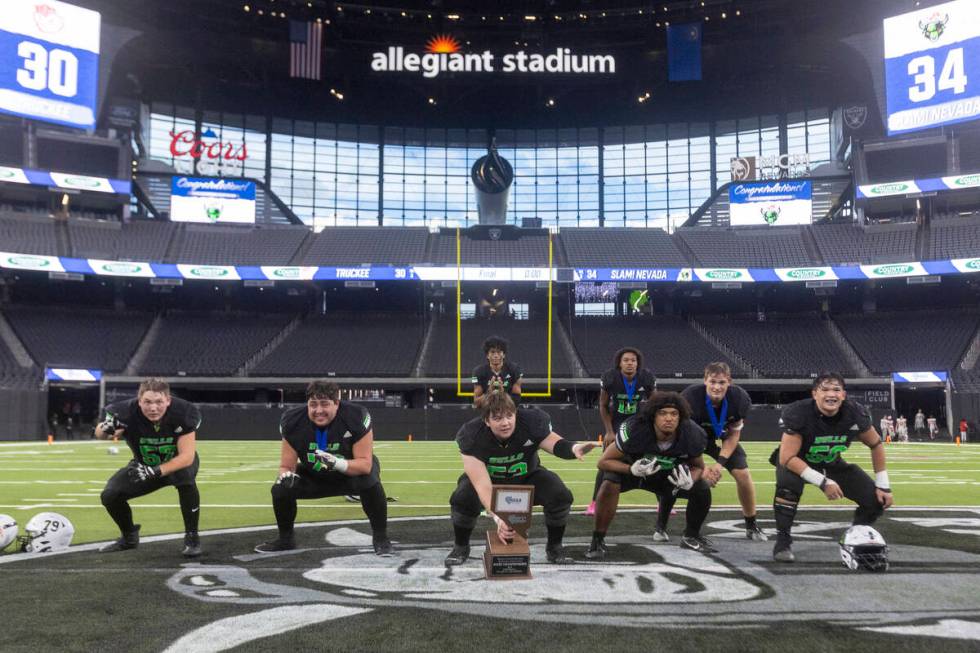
[18,512,75,553]
[839,525,889,572]
[0,514,17,551]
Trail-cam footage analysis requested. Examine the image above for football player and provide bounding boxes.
[585,347,657,516]
[771,372,894,563]
[587,391,714,559]
[444,391,599,566]
[471,336,523,406]
[254,380,392,555]
[95,378,203,557]
[681,362,766,540]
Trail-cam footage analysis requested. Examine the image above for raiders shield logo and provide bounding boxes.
[843,106,867,131]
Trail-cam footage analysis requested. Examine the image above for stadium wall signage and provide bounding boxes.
[0,165,130,194]
[856,172,980,199]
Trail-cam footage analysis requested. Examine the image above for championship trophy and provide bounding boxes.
[484,484,534,580]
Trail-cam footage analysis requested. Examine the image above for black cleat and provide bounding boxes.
[100,524,140,553]
[254,536,296,553]
[652,527,670,543]
[344,495,360,503]
[444,545,470,566]
[585,536,608,560]
[680,535,717,553]
[182,531,202,558]
[773,543,795,563]
[746,525,769,541]
[545,545,575,564]
[373,536,394,557]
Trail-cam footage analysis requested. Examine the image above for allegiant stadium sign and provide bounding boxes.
[371,46,616,78]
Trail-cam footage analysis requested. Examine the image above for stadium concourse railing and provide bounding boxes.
[91,375,893,441]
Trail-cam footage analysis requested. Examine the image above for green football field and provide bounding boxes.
[1,439,978,545]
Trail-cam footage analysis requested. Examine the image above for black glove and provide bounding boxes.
[129,462,161,483]
[98,414,126,436]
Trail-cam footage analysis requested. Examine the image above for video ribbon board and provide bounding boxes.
[170,176,256,224]
[884,0,980,135]
[0,0,101,129]
[728,180,813,227]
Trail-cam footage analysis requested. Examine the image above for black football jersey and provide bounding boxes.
[280,401,372,473]
[103,396,202,466]
[600,368,657,426]
[472,361,523,394]
[682,383,752,441]
[456,407,552,481]
[779,398,872,468]
[615,415,707,471]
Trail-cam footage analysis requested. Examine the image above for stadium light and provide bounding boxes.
[243,4,249,12]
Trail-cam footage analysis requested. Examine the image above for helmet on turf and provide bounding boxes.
[0,514,17,551]
[18,512,75,553]
[839,525,888,572]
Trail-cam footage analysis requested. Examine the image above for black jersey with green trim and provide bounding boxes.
[103,397,202,466]
[615,415,706,471]
[779,398,872,468]
[456,407,552,481]
[280,401,372,473]
[471,361,523,394]
[600,368,657,426]
[681,383,751,441]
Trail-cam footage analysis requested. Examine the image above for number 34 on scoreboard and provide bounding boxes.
[884,0,980,135]
[0,0,101,130]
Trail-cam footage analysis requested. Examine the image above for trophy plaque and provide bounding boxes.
[484,484,535,580]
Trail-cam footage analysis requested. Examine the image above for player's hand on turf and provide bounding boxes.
[276,471,300,489]
[668,465,694,491]
[129,462,160,482]
[630,458,660,477]
[572,442,600,459]
[876,487,894,509]
[821,479,844,500]
[705,464,723,487]
[491,512,516,545]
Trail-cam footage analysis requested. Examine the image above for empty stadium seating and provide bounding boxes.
[569,315,737,377]
[427,230,557,266]
[697,313,855,377]
[172,224,308,265]
[253,312,424,376]
[301,227,429,266]
[811,223,917,265]
[834,310,980,374]
[675,226,815,267]
[562,228,688,267]
[929,216,980,260]
[0,338,35,389]
[0,211,63,256]
[138,311,294,376]
[3,305,153,372]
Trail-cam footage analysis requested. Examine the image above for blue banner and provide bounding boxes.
[667,22,702,82]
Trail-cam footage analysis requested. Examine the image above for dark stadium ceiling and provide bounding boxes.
[76,0,946,129]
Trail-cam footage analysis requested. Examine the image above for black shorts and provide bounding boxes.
[104,454,200,500]
[704,438,749,470]
[282,454,382,498]
[600,467,704,500]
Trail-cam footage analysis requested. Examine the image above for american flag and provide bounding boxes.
[289,20,323,80]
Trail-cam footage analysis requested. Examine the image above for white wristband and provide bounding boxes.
[800,467,827,488]
[333,458,349,474]
[875,470,890,489]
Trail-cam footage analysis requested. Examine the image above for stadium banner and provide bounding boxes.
[855,173,980,199]
[0,251,65,272]
[409,266,553,282]
[315,266,409,281]
[728,181,812,227]
[0,0,101,129]
[772,267,840,282]
[691,268,754,282]
[45,367,101,382]
[950,257,980,273]
[258,266,319,281]
[941,172,980,191]
[574,268,677,282]
[892,371,948,383]
[0,166,131,193]
[884,0,980,135]
[176,264,241,281]
[858,261,929,278]
[87,259,155,277]
[170,176,256,224]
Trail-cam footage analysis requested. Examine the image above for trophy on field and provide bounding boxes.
[484,484,534,580]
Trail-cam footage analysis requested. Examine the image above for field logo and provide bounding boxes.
[704,269,744,281]
[919,12,949,42]
[785,268,827,280]
[871,264,915,277]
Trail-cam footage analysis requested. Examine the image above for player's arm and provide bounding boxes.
[510,378,523,398]
[278,438,299,475]
[316,430,376,476]
[461,453,515,544]
[778,432,844,500]
[472,383,485,406]
[686,453,706,483]
[717,420,744,462]
[858,426,894,509]
[597,441,632,475]
[159,432,196,475]
[95,411,125,440]
[598,389,615,441]
[539,432,600,460]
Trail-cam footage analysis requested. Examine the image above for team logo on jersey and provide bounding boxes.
[919,13,949,42]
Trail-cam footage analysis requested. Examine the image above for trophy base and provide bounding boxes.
[483,530,532,580]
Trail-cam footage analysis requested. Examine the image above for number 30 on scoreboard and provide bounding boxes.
[0,0,101,129]
[884,0,980,135]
